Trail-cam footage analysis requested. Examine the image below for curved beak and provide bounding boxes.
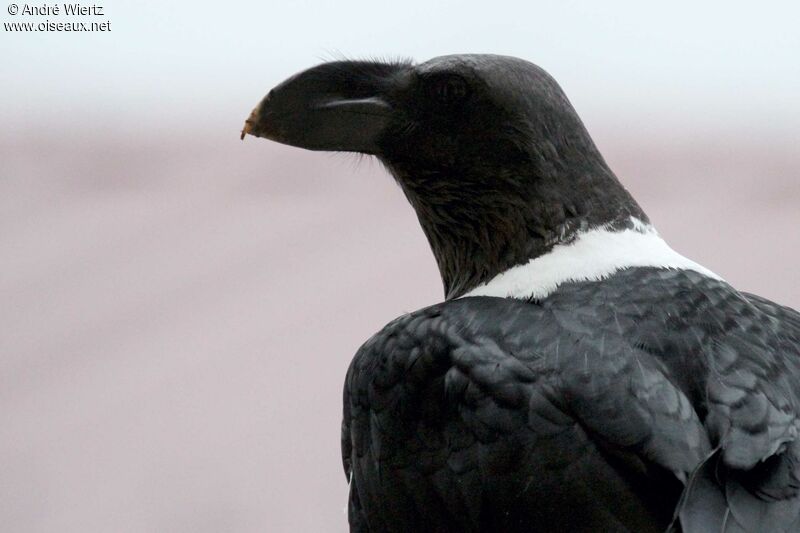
[241,60,407,154]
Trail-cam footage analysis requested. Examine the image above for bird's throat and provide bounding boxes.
[392,166,650,300]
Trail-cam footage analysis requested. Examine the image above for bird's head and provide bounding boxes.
[243,54,646,298]
[243,55,591,172]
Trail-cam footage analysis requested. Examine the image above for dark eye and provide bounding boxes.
[428,75,469,103]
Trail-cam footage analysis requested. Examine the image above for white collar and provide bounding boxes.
[462,218,722,300]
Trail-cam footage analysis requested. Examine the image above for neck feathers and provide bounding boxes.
[394,163,650,299]
[462,218,721,300]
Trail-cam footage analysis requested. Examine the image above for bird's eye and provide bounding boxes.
[427,75,469,103]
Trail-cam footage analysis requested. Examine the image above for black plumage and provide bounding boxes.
[243,55,800,532]
[344,269,800,532]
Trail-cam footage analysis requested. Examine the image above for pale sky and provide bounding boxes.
[2,0,800,131]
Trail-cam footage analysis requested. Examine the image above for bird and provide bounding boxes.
[242,55,800,532]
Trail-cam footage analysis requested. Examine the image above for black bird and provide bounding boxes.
[243,55,800,532]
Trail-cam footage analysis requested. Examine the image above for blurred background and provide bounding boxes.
[1,1,798,531]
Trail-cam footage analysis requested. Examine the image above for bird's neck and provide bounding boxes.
[393,164,649,300]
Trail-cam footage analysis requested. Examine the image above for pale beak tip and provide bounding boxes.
[240,105,262,141]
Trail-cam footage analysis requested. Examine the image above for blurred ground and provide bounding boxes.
[0,122,798,532]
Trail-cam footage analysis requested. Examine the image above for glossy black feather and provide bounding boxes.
[343,267,800,532]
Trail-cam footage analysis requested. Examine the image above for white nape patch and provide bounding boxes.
[462,218,722,300]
